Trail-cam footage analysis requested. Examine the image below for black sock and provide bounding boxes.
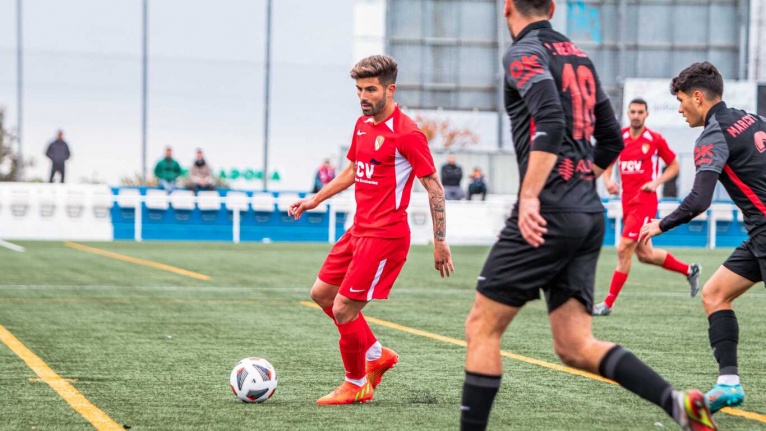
[460,370,501,431]
[599,345,675,418]
[708,309,739,376]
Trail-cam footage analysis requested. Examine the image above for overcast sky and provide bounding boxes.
[0,0,359,188]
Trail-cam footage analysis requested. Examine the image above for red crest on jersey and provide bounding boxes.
[509,55,543,88]
[694,144,714,166]
[755,131,766,153]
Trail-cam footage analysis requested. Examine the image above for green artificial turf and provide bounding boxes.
[0,241,764,430]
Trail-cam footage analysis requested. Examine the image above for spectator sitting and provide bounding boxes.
[154,146,182,192]
[313,159,336,193]
[440,154,465,200]
[467,167,488,201]
[188,149,216,192]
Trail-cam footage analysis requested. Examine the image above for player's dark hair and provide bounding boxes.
[513,0,552,17]
[629,98,648,110]
[669,62,723,99]
[350,55,398,86]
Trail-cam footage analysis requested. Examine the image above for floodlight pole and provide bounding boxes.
[141,0,149,183]
[16,0,23,181]
[262,0,272,191]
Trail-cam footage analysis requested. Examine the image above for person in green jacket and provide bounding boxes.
[154,146,182,192]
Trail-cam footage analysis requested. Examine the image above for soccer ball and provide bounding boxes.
[230,357,278,403]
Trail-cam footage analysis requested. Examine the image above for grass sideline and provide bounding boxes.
[1,241,765,430]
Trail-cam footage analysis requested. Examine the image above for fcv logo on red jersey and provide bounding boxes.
[620,160,643,173]
[694,144,714,166]
[356,161,375,179]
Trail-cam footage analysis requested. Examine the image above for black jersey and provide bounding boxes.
[695,102,766,236]
[503,21,622,213]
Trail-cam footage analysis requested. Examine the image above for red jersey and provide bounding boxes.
[617,127,676,205]
[347,106,436,238]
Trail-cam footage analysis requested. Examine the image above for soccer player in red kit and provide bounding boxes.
[593,98,700,316]
[288,55,454,405]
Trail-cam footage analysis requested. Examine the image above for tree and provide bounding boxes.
[0,109,23,181]
[413,114,479,149]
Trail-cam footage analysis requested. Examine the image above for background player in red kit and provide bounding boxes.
[288,55,454,405]
[593,98,700,316]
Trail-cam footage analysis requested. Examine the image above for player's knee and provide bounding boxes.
[701,282,727,313]
[636,250,652,264]
[464,311,480,345]
[309,287,332,309]
[616,248,632,263]
[332,304,356,324]
[464,310,499,345]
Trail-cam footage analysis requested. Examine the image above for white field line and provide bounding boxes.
[0,285,765,298]
[0,239,25,252]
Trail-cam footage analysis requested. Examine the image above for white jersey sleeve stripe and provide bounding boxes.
[394,149,413,210]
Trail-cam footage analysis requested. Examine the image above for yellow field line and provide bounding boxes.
[300,301,613,384]
[0,324,123,431]
[64,242,211,281]
[299,301,766,424]
[719,407,766,421]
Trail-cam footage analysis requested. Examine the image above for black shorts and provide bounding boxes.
[722,231,766,284]
[476,211,605,314]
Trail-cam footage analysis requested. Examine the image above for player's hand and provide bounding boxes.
[639,218,662,245]
[605,180,620,195]
[640,181,658,192]
[518,196,547,247]
[433,240,454,278]
[287,197,318,220]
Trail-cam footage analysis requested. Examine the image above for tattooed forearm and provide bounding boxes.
[431,194,446,241]
[420,174,446,242]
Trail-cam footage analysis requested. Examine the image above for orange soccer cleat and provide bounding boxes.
[366,347,399,389]
[316,381,374,405]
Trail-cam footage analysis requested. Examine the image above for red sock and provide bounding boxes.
[604,271,628,308]
[323,307,377,351]
[662,253,689,275]
[357,312,378,351]
[337,316,368,381]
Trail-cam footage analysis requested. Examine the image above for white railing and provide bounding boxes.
[603,200,741,249]
[0,183,745,248]
[0,183,113,241]
[115,189,356,244]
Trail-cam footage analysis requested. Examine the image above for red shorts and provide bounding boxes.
[621,201,658,240]
[317,233,410,301]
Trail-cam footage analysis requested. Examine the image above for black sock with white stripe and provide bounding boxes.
[460,370,501,431]
[598,345,676,418]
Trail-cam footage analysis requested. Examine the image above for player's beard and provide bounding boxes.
[630,120,644,131]
[361,97,387,117]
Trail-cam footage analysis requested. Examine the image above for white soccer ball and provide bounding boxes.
[229,357,278,403]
